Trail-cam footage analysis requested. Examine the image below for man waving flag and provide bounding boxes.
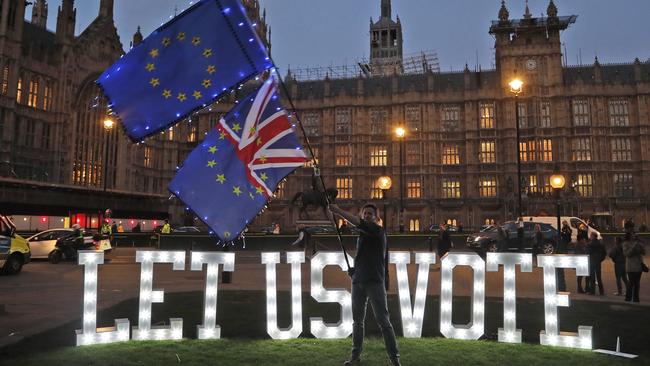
[97,0,273,141]
[169,79,308,241]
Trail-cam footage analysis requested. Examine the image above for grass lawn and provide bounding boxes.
[1,291,647,365]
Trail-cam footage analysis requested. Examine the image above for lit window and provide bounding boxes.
[442,178,461,199]
[16,77,22,104]
[336,177,353,199]
[528,175,538,194]
[442,144,460,165]
[519,140,536,162]
[479,102,495,129]
[188,125,197,142]
[478,176,497,198]
[304,147,320,168]
[369,145,387,166]
[407,179,421,198]
[371,179,383,199]
[28,79,38,108]
[540,139,553,162]
[2,65,9,95]
[275,181,285,199]
[144,146,153,168]
[479,141,496,163]
[43,82,53,111]
[574,174,593,197]
[409,219,420,232]
[167,127,174,141]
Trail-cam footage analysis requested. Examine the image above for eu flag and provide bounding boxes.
[98,0,273,142]
[168,80,308,241]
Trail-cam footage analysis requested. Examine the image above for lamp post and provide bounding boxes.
[509,78,524,219]
[377,176,392,231]
[103,118,115,192]
[395,127,406,233]
[550,173,566,248]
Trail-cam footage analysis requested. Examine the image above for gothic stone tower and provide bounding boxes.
[490,0,575,91]
[370,0,403,76]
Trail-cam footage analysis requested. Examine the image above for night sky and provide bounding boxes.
[34,0,650,74]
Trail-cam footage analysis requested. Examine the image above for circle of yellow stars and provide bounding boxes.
[145,31,217,104]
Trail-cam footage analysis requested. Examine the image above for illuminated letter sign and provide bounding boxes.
[537,255,592,349]
[191,251,235,339]
[389,252,436,338]
[262,252,305,339]
[486,253,533,343]
[132,251,185,341]
[309,252,353,339]
[76,251,130,346]
[440,253,485,340]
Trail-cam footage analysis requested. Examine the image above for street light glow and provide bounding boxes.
[103,118,115,130]
[509,78,524,95]
[377,176,392,190]
[395,126,406,138]
[550,174,566,189]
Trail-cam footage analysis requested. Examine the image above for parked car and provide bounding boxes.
[173,226,202,233]
[0,215,30,274]
[27,229,90,259]
[466,221,558,254]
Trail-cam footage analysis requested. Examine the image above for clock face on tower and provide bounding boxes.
[526,59,537,71]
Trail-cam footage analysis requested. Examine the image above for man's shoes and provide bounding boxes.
[343,357,361,366]
[389,357,402,366]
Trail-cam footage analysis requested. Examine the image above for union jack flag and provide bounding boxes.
[169,79,308,240]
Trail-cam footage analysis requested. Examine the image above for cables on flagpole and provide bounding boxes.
[271,67,352,271]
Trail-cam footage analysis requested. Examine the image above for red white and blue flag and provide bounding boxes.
[169,80,308,240]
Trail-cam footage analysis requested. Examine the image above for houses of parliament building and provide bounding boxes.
[0,0,648,232]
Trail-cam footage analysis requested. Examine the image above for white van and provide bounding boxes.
[522,216,601,243]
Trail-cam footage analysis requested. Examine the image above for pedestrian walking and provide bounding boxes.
[586,232,606,295]
[534,224,543,254]
[517,217,525,252]
[496,222,508,252]
[328,203,401,366]
[623,233,646,303]
[608,237,628,296]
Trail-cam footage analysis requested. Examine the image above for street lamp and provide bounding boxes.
[509,78,524,219]
[550,173,566,248]
[394,127,406,233]
[377,176,392,231]
[103,118,115,192]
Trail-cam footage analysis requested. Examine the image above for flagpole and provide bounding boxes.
[272,68,352,271]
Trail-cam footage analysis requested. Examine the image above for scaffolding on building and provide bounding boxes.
[289,49,441,81]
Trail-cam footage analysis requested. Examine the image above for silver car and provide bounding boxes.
[26,229,108,259]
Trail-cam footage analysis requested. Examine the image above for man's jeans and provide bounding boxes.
[351,281,399,360]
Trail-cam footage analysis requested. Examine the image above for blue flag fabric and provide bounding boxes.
[98,0,273,142]
[168,80,308,241]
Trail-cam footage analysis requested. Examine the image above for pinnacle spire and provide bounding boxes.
[547,0,558,18]
[99,0,114,18]
[524,0,532,19]
[498,1,509,23]
[381,0,391,19]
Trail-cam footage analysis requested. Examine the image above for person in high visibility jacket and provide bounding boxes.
[100,221,112,236]
[161,220,171,234]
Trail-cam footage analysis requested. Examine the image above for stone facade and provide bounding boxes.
[1,0,648,232]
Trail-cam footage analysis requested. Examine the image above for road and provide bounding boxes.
[1,246,648,349]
